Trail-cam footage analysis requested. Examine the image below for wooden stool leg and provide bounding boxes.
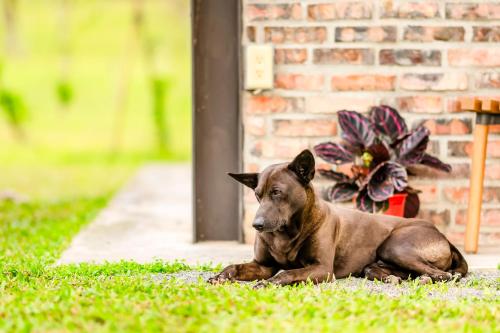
[465,124,489,253]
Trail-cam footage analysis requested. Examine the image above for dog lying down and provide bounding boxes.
[208,149,467,288]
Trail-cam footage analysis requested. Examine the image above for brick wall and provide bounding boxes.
[241,0,500,246]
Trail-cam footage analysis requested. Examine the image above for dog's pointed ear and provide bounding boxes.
[228,172,259,189]
[288,149,315,185]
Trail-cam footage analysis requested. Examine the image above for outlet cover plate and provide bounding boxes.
[245,44,274,90]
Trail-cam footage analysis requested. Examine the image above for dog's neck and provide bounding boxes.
[299,185,326,234]
[274,184,326,261]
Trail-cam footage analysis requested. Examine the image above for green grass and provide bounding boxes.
[1,198,499,333]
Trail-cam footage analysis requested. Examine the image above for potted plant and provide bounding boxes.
[314,105,451,218]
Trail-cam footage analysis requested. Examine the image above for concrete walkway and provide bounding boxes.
[58,164,498,269]
[57,164,252,266]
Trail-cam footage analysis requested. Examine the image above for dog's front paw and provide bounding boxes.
[253,280,271,289]
[418,275,432,285]
[207,271,234,285]
[430,272,453,282]
[447,271,463,281]
[382,275,402,285]
[207,274,229,285]
[207,265,238,284]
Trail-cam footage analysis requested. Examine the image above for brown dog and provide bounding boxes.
[208,150,467,287]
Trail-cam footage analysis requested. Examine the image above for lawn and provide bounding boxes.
[1,197,498,332]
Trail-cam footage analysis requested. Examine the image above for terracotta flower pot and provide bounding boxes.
[384,193,408,217]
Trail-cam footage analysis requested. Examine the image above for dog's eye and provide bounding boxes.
[270,189,281,197]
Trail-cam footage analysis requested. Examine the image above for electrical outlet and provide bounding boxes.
[245,44,273,90]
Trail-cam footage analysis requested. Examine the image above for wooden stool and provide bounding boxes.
[460,97,500,253]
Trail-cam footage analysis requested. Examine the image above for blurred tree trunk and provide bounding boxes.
[111,0,144,153]
[139,6,170,153]
[151,76,168,152]
[2,0,19,56]
[112,0,170,153]
[56,0,74,110]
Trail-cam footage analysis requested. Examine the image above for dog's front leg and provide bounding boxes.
[208,261,278,284]
[254,265,334,288]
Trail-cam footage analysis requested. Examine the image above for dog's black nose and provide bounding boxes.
[252,217,265,231]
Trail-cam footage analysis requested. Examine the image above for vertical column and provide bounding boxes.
[192,0,242,242]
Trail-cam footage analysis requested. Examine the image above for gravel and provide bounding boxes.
[151,270,499,301]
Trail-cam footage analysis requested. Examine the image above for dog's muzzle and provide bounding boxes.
[252,217,265,231]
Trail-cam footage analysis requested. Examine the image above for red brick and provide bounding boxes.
[403,26,465,42]
[243,188,257,212]
[247,4,302,21]
[446,98,462,113]
[244,187,258,204]
[246,26,256,42]
[317,163,333,173]
[308,2,372,20]
[476,72,500,89]
[456,209,500,226]
[416,118,472,135]
[335,26,396,42]
[408,163,469,179]
[450,164,471,178]
[261,139,310,159]
[486,164,500,180]
[380,49,441,66]
[245,94,304,114]
[245,163,260,173]
[243,186,257,205]
[417,209,450,226]
[444,187,500,204]
[306,96,376,114]
[250,140,263,157]
[275,73,324,91]
[381,1,440,18]
[275,48,307,65]
[413,184,438,203]
[490,124,500,134]
[245,116,266,136]
[313,48,374,65]
[426,141,440,155]
[273,119,337,137]
[448,49,500,67]
[400,73,468,91]
[446,3,500,20]
[483,232,500,245]
[331,74,395,91]
[337,163,355,178]
[395,96,442,113]
[264,27,327,44]
[473,26,500,42]
[444,231,465,245]
[448,141,500,158]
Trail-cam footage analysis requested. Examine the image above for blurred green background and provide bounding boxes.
[0,0,191,199]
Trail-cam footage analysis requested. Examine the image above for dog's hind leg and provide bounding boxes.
[363,260,411,284]
[377,225,455,283]
[378,248,454,282]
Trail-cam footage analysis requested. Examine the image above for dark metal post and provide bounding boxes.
[192,0,242,242]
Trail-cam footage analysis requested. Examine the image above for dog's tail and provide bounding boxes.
[448,242,468,276]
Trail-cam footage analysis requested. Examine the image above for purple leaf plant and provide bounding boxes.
[314,105,452,217]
